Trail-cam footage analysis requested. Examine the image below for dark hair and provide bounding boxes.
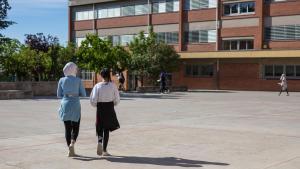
[100,68,111,81]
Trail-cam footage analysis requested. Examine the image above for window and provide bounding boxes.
[185,64,214,77]
[264,65,300,79]
[81,70,94,81]
[98,9,108,18]
[159,1,167,13]
[135,4,149,15]
[156,32,179,44]
[173,0,180,11]
[185,30,216,43]
[112,35,120,46]
[222,39,254,50]
[120,35,135,46]
[75,11,94,21]
[76,37,86,47]
[274,65,284,76]
[223,1,255,16]
[121,5,135,16]
[286,65,295,77]
[185,0,215,10]
[265,24,300,41]
[264,65,274,77]
[107,7,120,17]
[153,0,179,13]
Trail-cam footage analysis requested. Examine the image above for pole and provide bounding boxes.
[215,0,219,51]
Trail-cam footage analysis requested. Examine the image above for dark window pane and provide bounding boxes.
[296,65,300,76]
[231,41,238,50]
[248,2,255,12]
[223,41,230,50]
[185,65,192,76]
[240,3,248,13]
[192,65,199,76]
[247,40,254,49]
[189,31,199,43]
[201,65,214,76]
[274,65,284,76]
[286,65,295,76]
[265,65,273,77]
[231,4,238,14]
[224,4,230,15]
[240,40,247,50]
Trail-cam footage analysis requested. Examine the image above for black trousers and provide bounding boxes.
[64,119,80,146]
[279,88,289,95]
[97,128,109,152]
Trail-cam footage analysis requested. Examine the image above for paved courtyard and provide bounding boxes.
[0,91,299,169]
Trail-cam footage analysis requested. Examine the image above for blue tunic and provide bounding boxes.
[57,76,86,122]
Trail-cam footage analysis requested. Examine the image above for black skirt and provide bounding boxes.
[96,102,120,133]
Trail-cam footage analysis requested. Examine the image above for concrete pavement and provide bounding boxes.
[0,91,299,169]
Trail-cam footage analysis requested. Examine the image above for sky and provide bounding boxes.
[3,0,68,45]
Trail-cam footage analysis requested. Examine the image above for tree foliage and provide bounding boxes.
[128,28,180,86]
[24,33,59,52]
[0,0,15,43]
[76,34,130,73]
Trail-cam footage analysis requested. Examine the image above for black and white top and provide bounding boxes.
[90,82,120,107]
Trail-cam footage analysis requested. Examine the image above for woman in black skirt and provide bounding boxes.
[90,68,120,156]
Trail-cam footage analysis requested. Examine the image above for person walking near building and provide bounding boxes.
[159,71,167,93]
[117,72,125,91]
[278,74,289,96]
[57,62,86,157]
[90,68,120,156]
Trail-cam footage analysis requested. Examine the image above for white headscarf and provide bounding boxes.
[63,62,78,77]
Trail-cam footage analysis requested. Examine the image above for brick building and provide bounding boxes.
[69,0,300,91]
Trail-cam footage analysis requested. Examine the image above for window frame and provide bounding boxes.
[263,64,300,79]
[223,1,255,16]
[185,64,214,77]
[222,38,254,51]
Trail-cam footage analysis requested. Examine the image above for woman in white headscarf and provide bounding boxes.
[278,74,289,96]
[57,62,86,157]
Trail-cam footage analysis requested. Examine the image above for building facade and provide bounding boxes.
[69,0,300,91]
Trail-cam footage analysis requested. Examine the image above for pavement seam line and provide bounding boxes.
[262,156,300,169]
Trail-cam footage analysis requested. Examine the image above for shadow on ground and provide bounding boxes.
[73,155,229,168]
[188,90,235,93]
[120,93,184,100]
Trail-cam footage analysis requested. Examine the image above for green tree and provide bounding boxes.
[56,43,77,77]
[77,34,130,73]
[128,28,180,86]
[0,39,21,80]
[0,0,14,43]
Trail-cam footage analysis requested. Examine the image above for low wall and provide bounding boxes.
[137,86,188,92]
[0,82,32,91]
[0,82,57,96]
[32,82,57,96]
